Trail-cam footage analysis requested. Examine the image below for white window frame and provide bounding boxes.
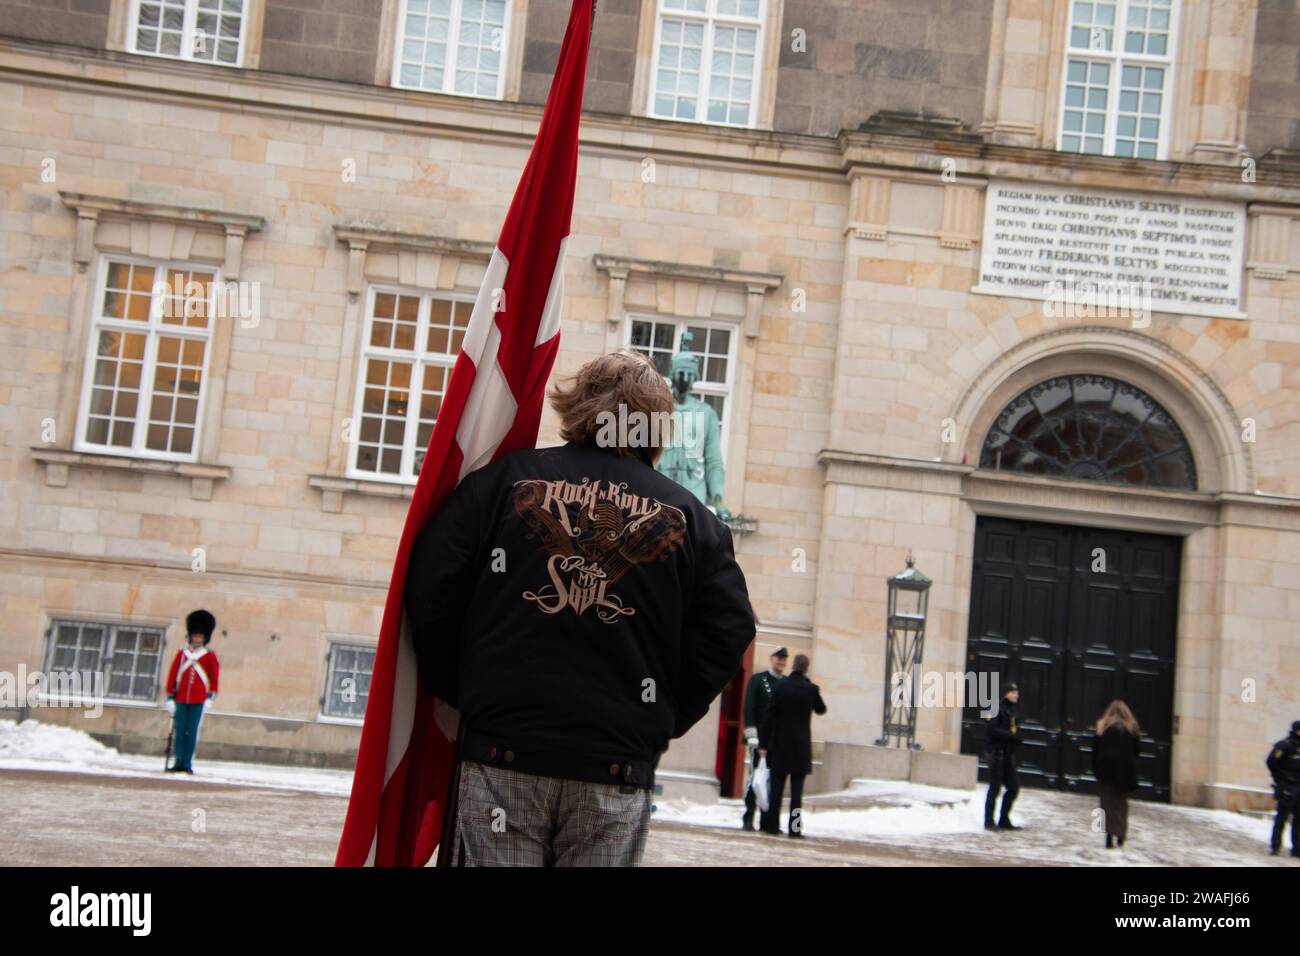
[318,639,377,723]
[75,254,218,465]
[346,284,475,485]
[126,0,250,68]
[41,617,167,706]
[647,0,766,129]
[625,314,739,464]
[390,0,514,101]
[1055,0,1180,160]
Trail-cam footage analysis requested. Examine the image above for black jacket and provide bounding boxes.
[403,442,755,780]
[1267,734,1300,794]
[742,670,781,746]
[759,671,826,776]
[985,697,1021,755]
[1092,724,1140,791]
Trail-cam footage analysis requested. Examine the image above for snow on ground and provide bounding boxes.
[0,718,354,795]
[655,778,1283,866]
[1,718,1287,866]
[656,779,982,837]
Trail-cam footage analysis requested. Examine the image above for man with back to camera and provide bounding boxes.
[404,350,756,866]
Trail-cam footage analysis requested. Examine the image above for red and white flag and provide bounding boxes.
[335,0,593,867]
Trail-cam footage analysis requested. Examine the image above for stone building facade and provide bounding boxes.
[1,0,1297,809]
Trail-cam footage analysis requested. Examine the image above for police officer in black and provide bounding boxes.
[984,682,1023,831]
[740,646,787,831]
[1266,720,1300,857]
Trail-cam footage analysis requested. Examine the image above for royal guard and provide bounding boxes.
[164,609,220,774]
[740,646,787,830]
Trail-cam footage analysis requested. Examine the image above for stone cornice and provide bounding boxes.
[332,226,495,258]
[837,130,1300,203]
[58,192,266,231]
[58,191,265,277]
[593,254,783,341]
[592,254,783,290]
[31,447,231,500]
[332,226,495,302]
[11,38,1298,205]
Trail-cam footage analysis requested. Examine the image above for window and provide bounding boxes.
[349,287,472,482]
[1058,0,1178,159]
[649,0,764,128]
[628,316,736,443]
[129,0,248,66]
[76,258,215,462]
[393,0,511,100]
[321,641,375,720]
[979,375,1197,490]
[44,619,165,704]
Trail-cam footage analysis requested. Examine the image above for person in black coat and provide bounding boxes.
[740,646,787,831]
[758,654,826,837]
[1092,700,1141,848]
[1266,720,1300,857]
[984,682,1022,830]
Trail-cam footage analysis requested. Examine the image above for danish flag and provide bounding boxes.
[335,0,593,867]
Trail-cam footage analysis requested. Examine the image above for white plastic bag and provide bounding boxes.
[750,755,771,812]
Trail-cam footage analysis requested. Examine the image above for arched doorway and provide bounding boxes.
[960,375,1195,802]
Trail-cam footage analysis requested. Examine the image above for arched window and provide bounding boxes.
[980,375,1197,490]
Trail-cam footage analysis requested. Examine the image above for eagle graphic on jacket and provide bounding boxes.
[511,477,688,622]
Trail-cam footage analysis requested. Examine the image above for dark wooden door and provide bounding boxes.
[961,515,1180,801]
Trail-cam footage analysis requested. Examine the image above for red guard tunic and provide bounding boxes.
[166,647,220,704]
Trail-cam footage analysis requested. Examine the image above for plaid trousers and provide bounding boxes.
[449,759,652,867]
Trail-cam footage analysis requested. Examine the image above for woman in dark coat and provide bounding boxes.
[758,654,827,837]
[1092,700,1141,848]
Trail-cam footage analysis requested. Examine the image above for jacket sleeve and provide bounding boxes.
[403,472,484,708]
[813,689,827,716]
[671,524,755,739]
[1090,733,1101,777]
[742,674,758,729]
[759,694,776,750]
[1267,741,1289,777]
[987,708,1013,741]
[208,653,219,696]
[165,651,180,696]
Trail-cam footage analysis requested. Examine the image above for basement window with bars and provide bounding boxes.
[1058,0,1178,159]
[321,641,375,720]
[392,0,511,100]
[348,287,473,482]
[76,257,214,463]
[649,0,764,128]
[129,0,248,67]
[43,619,165,704]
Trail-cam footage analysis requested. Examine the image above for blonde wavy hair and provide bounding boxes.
[547,350,674,466]
[1096,699,1140,736]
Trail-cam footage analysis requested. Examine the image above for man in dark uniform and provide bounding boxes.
[740,646,787,831]
[1266,720,1300,857]
[758,654,826,837]
[984,682,1022,831]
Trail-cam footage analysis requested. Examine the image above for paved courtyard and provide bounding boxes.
[0,765,1288,867]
